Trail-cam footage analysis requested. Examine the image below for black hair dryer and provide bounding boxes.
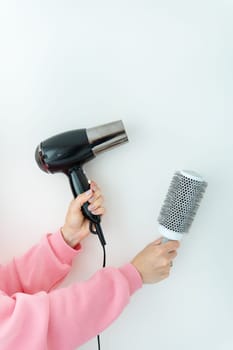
[35,120,129,246]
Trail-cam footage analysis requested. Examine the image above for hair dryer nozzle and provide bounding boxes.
[87,120,128,156]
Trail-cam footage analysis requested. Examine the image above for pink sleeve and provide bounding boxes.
[0,230,81,295]
[0,264,142,349]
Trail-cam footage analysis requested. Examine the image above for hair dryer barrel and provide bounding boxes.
[87,120,128,156]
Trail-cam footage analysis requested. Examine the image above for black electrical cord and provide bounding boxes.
[89,222,106,350]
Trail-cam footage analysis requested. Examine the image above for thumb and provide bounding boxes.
[72,189,93,209]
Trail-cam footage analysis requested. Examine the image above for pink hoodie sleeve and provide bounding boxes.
[0,263,142,349]
[0,230,81,295]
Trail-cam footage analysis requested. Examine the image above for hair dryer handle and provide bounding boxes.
[67,167,106,246]
[68,167,100,223]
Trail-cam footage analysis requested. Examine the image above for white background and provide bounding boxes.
[0,1,232,349]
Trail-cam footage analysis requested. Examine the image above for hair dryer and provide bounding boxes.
[35,120,128,246]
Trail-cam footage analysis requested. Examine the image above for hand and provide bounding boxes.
[131,238,180,284]
[61,181,105,248]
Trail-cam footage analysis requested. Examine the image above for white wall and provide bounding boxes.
[0,1,232,349]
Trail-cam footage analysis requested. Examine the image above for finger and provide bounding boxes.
[72,189,93,210]
[162,252,177,271]
[163,268,170,278]
[88,189,102,203]
[90,181,100,193]
[90,207,106,216]
[88,196,104,211]
[162,240,180,252]
[168,250,178,260]
[151,237,163,246]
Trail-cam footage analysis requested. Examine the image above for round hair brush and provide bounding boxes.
[158,170,208,242]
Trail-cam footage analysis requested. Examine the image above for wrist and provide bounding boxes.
[131,261,144,284]
[61,227,80,248]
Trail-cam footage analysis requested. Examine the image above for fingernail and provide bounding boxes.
[88,204,95,210]
[86,189,92,196]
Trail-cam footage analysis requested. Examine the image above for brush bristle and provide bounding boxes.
[158,171,207,234]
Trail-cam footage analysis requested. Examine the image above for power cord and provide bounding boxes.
[89,222,106,350]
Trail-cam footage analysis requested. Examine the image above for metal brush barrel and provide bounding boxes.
[158,170,207,241]
[86,120,128,156]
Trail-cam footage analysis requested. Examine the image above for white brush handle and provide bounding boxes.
[158,224,185,242]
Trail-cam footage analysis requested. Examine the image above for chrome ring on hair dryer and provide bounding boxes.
[35,120,129,246]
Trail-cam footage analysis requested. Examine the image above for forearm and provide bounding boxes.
[0,230,81,295]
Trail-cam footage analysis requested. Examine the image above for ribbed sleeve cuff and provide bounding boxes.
[47,230,82,265]
[119,263,143,296]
